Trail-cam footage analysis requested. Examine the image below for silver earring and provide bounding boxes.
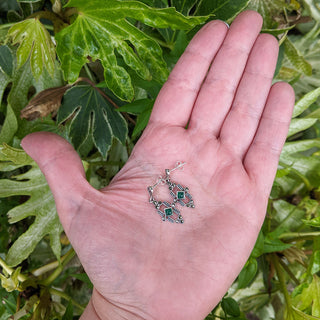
[147,162,194,224]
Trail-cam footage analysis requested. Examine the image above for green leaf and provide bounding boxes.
[0,144,62,267]
[246,0,293,29]
[70,273,93,288]
[272,200,305,233]
[237,258,258,289]
[132,107,152,138]
[0,104,18,143]
[292,87,320,118]
[171,0,198,15]
[251,231,265,258]
[117,98,153,114]
[311,251,320,275]
[263,236,292,254]
[283,38,312,77]
[302,0,320,23]
[7,18,56,79]
[288,118,318,137]
[57,85,128,158]
[0,45,13,76]
[196,0,250,22]
[303,217,320,228]
[292,275,320,317]
[281,139,320,160]
[55,0,207,100]
[221,297,240,317]
[62,300,73,320]
[117,98,153,138]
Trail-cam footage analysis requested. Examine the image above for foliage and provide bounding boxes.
[0,0,320,319]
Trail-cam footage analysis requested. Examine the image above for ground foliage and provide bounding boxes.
[0,0,320,319]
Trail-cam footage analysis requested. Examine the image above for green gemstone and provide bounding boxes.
[165,208,173,216]
[177,191,185,199]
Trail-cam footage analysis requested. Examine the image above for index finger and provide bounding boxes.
[148,20,228,127]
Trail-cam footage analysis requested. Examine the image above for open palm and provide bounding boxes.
[22,11,294,320]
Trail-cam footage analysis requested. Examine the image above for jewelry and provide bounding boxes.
[148,162,194,223]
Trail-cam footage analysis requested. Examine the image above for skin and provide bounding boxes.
[21,11,295,320]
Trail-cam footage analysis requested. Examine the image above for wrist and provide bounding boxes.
[81,289,148,320]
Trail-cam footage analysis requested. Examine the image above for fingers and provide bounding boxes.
[149,19,228,127]
[21,132,89,232]
[188,11,263,134]
[244,82,295,194]
[218,33,279,157]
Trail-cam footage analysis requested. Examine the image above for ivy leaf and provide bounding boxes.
[55,0,207,101]
[7,18,56,79]
[57,85,128,158]
[0,144,62,267]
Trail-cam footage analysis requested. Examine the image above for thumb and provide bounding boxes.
[21,132,89,232]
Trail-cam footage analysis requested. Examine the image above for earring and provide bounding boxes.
[148,184,184,223]
[164,164,195,209]
[147,162,194,224]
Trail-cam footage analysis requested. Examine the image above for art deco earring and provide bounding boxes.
[147,162,194,224]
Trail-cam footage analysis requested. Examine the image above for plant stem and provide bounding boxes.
[31,260,60,277]
[271,254,292,312]
[279,231,320,242]
[0,258,27,282]
[39,248,76,286]
[278,257,300,286]
[48,287,85,311]
[84,64,95,82]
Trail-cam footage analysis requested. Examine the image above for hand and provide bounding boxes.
[21,10,295,320]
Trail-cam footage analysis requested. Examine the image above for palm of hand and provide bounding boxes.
[22,11,294,320]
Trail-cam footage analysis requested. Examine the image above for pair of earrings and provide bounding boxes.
[147,162,194,224]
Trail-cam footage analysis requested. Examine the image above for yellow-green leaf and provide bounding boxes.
[55,0,207,100]
[7,18,56,79]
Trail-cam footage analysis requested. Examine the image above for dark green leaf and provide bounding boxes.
[70,273,93,288]
[132,106,152,138]
[263,236,292,254]
[237,258,258,289]
[62,300,73,320]
[221,297,240,317]
[57,85,128,158]
[196,0,249,22]
[0,45,13,76]
[117,98,153,114]
[171,0,198,15]
[0,104,18,144]
[251,231,265,258]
